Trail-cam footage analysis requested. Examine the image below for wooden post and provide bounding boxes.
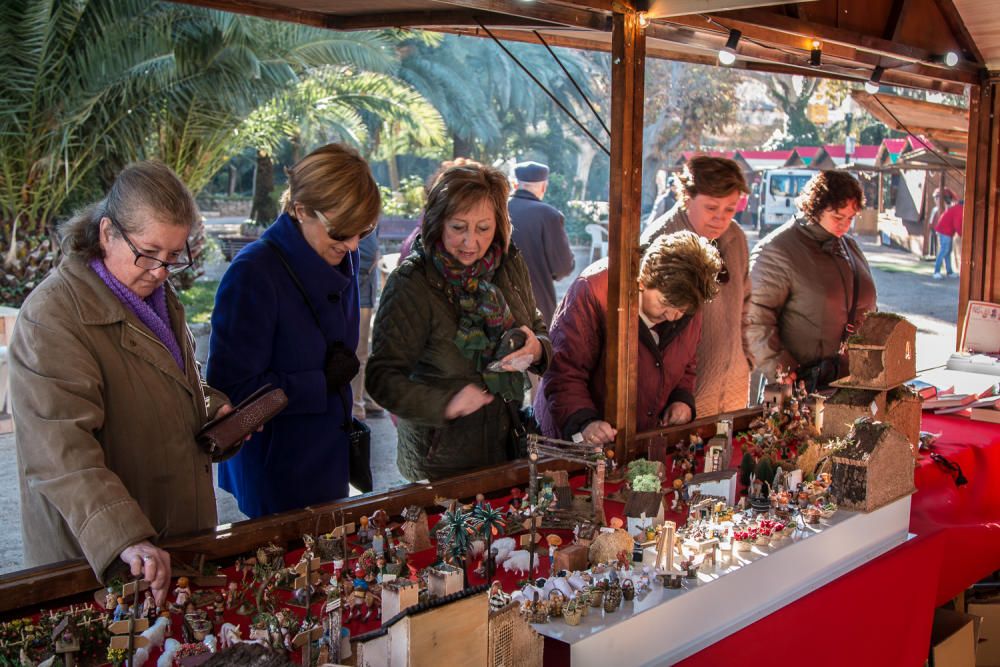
[959,74,1000,346]
[606,7,646,464]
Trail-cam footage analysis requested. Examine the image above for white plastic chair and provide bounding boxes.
[377,252,400,292]
[586,223,609,262]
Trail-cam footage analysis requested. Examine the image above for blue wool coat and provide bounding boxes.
[208,213,360,518]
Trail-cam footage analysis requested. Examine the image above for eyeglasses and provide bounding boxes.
[314,210,376,242]
[108,216,192,274]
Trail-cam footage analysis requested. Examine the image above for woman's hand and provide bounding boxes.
[443,384,495,420]
[497,325,543,372]
[121,541,171,606]
[663,402,693,425]
[581,420,617,446]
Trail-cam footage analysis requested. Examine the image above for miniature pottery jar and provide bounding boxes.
[588,586,605,608]
[603,583,622,612]
[622,580,635,601]
[563,603,583,626]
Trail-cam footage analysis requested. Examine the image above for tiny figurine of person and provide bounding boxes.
[142,590,157,622]
[113,597,130,622]
[475,493,487,509]
[346,566,368,623]
[670,477,685,512]
[104,587,117,611]
[688,433,705,456]
[225,581,239,609]
[357,515,372,547]
[372,531,385,557]
[375,554,388,583]
[213,593,225,616]
[173,576,192,608]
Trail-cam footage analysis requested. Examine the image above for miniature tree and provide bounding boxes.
[470,502,506,582]
[437,507,475,587]
[739,451,755,486]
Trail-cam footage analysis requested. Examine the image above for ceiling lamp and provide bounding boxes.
[718,29,741,66]
[864,66,884,95]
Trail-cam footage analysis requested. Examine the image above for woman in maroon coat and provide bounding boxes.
[534,231,722,446]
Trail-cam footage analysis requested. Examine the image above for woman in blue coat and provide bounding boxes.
[208,144,381,518]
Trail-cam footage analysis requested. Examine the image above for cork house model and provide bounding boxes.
[822,386,922,447]
[831,419,915,512]
[400,505,432,553]
[843,313,917,389]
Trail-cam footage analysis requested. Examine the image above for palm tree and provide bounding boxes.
[0,1,442,303]
[437,507,475,587]
[470,502,506,582]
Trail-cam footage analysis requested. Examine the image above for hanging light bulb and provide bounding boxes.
[809,40,822,67]
[718,29,741,66]
[637,11,649,27]
[864,66,884,95]
[931,51,960,67]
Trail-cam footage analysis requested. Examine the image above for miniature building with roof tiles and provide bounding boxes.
[822,386,922,447]
[831,419,916,512]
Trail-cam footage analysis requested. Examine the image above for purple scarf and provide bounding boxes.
[89,259,185,370]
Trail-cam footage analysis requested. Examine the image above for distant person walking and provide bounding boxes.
[352,231,383,419]
[645,169,676,230]
[933,197,963,280]
[508,161,575,327]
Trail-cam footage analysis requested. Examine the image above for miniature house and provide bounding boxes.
[623,490,665,536]
[686,470,738,507]
[382,579,419,621]
[488,600,543,667]
[762,381,793,410]
[427,563,464,598]
[354,586,488,667]
[831,420,916,512]
[844,313,917,389]
[704,420,734,473]
[822,386,921,449]
[400,505,432,553]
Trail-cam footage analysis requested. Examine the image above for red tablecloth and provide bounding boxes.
[672,414,1000,667]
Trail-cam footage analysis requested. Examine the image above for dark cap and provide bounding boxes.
[514,161,550,183]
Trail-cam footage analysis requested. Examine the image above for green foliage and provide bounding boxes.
[380,175,427,218]
[177,279,220,324]
[625,458,659,485]
[631,474,661,493]
[754,458,775,489]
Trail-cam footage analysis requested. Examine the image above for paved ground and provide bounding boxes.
[0,226,962,574]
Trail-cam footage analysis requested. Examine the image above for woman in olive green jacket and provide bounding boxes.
[366,164,551,481]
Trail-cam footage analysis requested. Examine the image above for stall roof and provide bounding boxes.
[173,0,987,95]
[853,91,969,158]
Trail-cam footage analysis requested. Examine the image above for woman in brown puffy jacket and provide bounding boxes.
[744,170,877,392]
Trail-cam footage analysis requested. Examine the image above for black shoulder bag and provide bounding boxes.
[263,239,373,493]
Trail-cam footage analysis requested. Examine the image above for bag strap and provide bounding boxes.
[264,238,354,428]
[842,241,861,342]
[263,238,322,329]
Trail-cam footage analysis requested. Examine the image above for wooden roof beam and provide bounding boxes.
[429,0,611,31]
[708,7,980,74]
[335,10,557,30]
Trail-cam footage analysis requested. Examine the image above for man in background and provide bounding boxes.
[508,161,575,327]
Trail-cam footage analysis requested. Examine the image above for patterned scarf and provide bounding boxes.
[430,240,526,400]
[90,259,185,370]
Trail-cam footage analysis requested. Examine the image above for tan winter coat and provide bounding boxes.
[9,257,226,580]
[744,217,877,380]
[641,205,752,416]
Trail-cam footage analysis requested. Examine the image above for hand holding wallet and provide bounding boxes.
[197,384,288,462]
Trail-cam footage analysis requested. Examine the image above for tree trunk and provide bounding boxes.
[251,150,276,227]
[387,153,401,192]
[227,163,238,196]
[453,133,475,160]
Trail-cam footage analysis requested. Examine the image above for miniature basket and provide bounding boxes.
[603,584,622,613]
[588,587,605,608]
[563,603,583,626]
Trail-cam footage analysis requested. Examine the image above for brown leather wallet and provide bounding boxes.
[197,384,288,462]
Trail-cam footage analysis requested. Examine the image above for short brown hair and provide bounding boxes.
[638,230,722,312]
[421,164,511,253]
[60,161,199,261]
[280,143,381,238]
[796,170,864,223]
[677,156,749,206]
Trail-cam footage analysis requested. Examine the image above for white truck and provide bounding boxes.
[756,168,814,236]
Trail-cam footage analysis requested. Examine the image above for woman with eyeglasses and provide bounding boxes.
[366,164,550,482]
[208,144,381,517]
[745,170,877,393]
[9,161,231,606]
[641,156,752,417]
[534,231,721,447]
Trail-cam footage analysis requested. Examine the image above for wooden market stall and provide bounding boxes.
[4,0,1000,663]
